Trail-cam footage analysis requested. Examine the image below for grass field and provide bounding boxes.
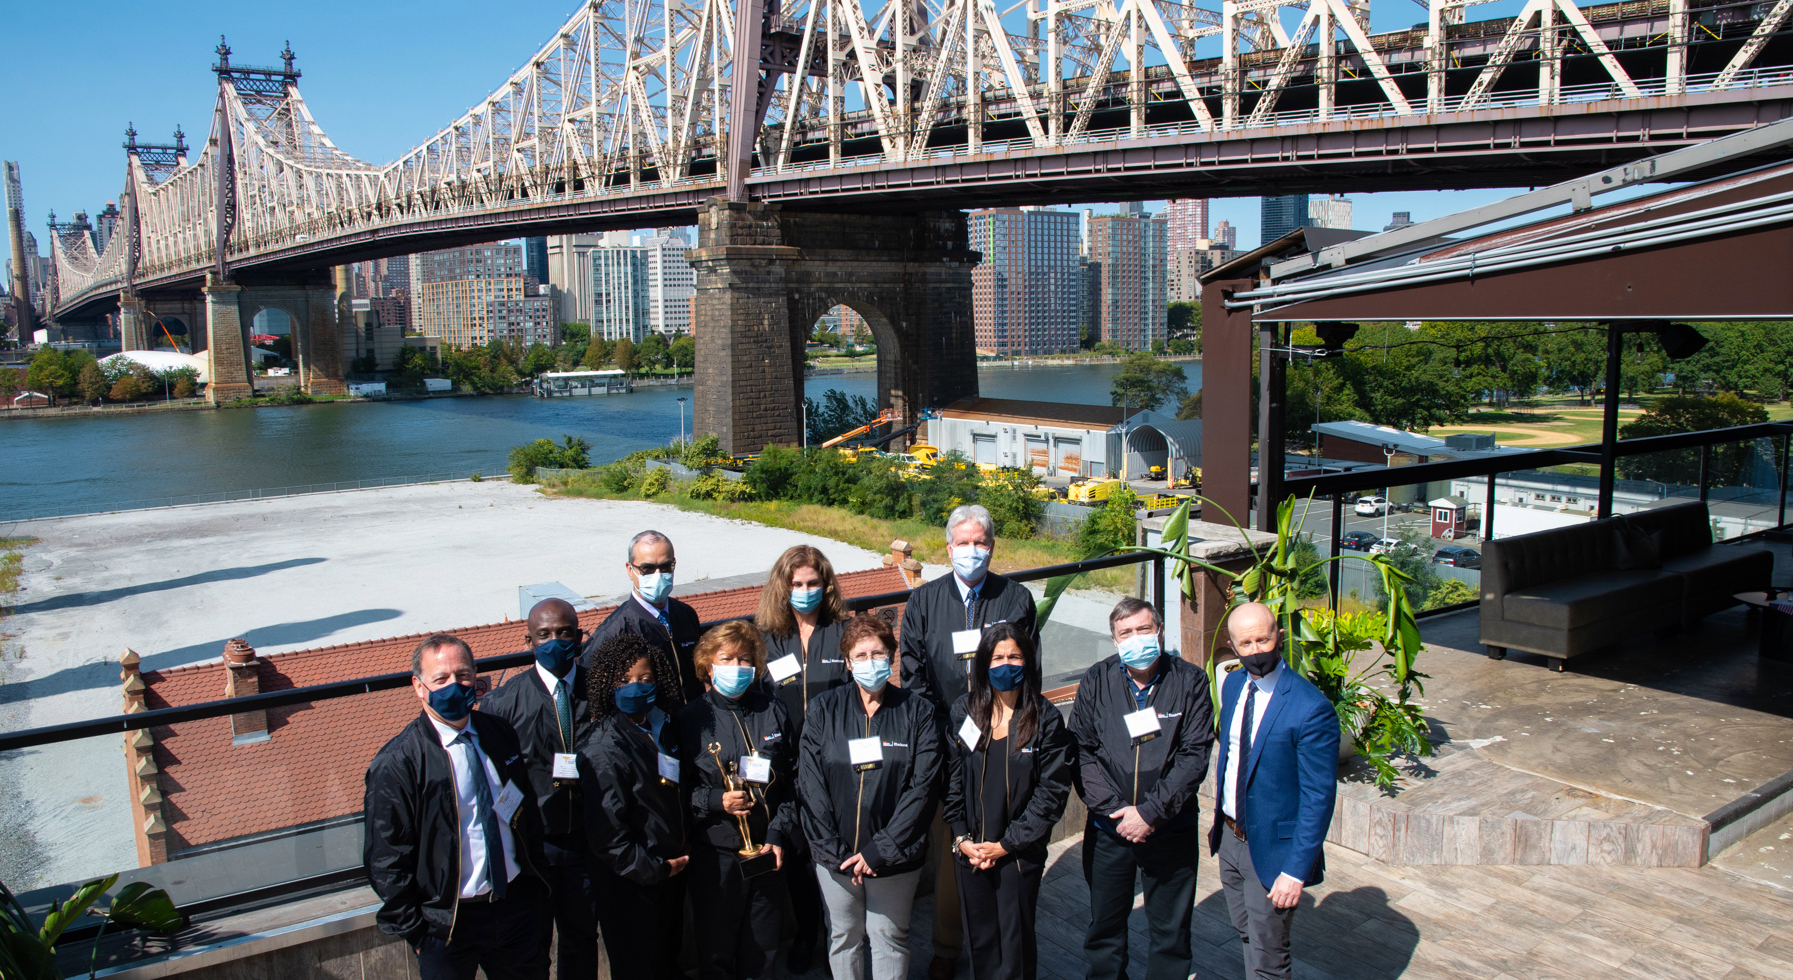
[1428,394,1793,448]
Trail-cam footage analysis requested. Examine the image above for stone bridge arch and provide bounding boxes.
[689,200,980,455]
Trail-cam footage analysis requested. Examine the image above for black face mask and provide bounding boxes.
[1238,650,1281,678]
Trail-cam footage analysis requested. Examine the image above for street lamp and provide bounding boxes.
[676,396,688,449]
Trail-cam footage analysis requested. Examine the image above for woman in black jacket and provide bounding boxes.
[943,623,1074,980]
[676,621,797,980]
[578,631,687,980]
[754,543,850,970]
[798,612,942,980]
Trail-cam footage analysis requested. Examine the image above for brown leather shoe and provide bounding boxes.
[928,954,958,980]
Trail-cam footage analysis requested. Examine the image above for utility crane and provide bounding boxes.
[819,409,903,449]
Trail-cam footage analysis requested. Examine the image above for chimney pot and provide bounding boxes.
[223,638,257,665]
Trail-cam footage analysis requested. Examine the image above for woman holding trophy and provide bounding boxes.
[675,621,797,980]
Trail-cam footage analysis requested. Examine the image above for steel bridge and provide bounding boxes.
[37,0,1793,324]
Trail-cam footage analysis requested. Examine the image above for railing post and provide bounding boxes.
[1153,554,1166,621]
[1781,432,1790,529]
[1329,493,1343,607]
[1484,471,1497,543]
[1598,322,1623,519]
[1699,443,1711,502]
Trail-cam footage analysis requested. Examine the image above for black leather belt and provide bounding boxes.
[459,891,500,905]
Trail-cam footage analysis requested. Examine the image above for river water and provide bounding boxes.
[0,359,1200,521]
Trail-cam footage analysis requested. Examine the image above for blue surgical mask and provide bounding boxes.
[614,681,657,716]
[533,638,578,677]
[712,664,755,699]
[790,587,823,614]
[636,571,674,605]
[951,545,990,584]
[988,664,1026,691]
[851,658,891,693]
[1117,634,1161,670]
[427,680,477,722]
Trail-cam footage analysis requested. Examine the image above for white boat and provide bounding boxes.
[533,369,632,397]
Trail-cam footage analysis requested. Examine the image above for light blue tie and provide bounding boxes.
[456,731,508,899]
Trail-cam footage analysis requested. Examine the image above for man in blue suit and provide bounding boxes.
[1208,602,1339,980]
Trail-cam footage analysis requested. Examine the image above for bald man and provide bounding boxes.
[483,599,597,980]
[1209,602,1339,980]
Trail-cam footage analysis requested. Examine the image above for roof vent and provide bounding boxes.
[1444,433,1496,451]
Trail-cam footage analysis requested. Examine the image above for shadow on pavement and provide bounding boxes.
[10,557,328,615]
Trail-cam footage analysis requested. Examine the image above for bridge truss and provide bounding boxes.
[48,0,1793,317]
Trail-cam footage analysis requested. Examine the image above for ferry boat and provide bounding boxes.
[533,369,632,397]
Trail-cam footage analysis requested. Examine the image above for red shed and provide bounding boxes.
[1429,496,1469,540]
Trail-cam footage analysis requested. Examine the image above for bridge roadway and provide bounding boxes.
[43,0,1793,324]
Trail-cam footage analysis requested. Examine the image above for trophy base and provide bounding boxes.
[738,850,778,880]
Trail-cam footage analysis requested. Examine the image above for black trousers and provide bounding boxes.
[416,875,549,980]
[689,845,788,980]
[1217,830,1299,980]
[1080,822,1200,980]
[592,863,686,980]
[782,833,824,947]
[954,852,1045,980]
[540,843,598,980]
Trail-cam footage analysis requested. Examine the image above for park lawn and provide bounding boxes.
[541,479,1135,591]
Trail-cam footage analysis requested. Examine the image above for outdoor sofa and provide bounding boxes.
[1479,500,1774,670]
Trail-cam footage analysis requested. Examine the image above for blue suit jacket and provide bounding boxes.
[1206,664,1340,889]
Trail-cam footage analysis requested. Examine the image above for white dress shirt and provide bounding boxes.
[953,571,985,602]
[535,663,577,703]
[1220,662,1281,821]
[428,715,521,898]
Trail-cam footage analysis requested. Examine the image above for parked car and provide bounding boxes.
[1433,546,1482,569]
[1370,538,1420,557]
[1354,495,1391,516]
[1338,531,1379,552]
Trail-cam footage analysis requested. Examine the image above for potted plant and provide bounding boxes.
[1,874,187,979]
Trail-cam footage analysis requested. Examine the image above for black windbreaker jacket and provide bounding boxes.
[363,711,546,947]
[798,684,942,875]
[1069,653,1215,830]
[480,664,595,849]
[943,693,1077,863]
[676,689,799,853]
[899,572,1038,713]
[578,709,687,885]
[583,595,704,700]
[760,618,849,742]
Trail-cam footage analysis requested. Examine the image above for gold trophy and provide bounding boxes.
[708,742,777,878]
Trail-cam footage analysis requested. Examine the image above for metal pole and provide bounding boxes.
[1484,471,1497,543]
[1329,493,1343,607]
[1598,322,1623,519]
[1152,555,1165,620]
[1699,443,1711,503]
[1780,432,1789,529]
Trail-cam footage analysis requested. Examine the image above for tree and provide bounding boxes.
[1540,330,1606,403]
[1167,338,1195,356]
[581,337,613,369]
[613,337,640,375]
[638,332,669,371]
[521,343,557,377]
[109,370,150,402]
[348,353,379,376]
[1175,390,1202,420]
[804,388,880,445]
[669,336,695,372]
[1166,302,1201,350]
[0,367,23,402]
[78,361,109,403]
[1109,351,1188,412]
[26,348,69,405]
[1617,392,1770,486]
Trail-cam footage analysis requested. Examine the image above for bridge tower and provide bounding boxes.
[689,200,980,455]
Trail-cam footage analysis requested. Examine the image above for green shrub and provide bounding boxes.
[979,468,1045,539]
[641,466,672,497]
[688,471,756,501]
[679,434,723,469]
[598,459,644,493]
[914,452,983,524]
[508,434,592,482]
[1077,485,1139,557]
[1422,578,1478,609]
[744,445,804,500]
[847,457,913,519]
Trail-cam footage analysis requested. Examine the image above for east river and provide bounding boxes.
[0,359,1200,521]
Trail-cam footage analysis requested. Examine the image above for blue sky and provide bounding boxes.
[0,0,1532,273]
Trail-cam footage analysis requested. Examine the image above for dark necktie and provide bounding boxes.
[655,607,671,634]
[457,731,508,899]
[964,585,980,630]
[553,676,573,750]
[1233,680,1257,825]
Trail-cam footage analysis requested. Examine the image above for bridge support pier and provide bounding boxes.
[299,280,346,396]
[119,293,150,352]
[688,200,980,456]
[204,275,254,404]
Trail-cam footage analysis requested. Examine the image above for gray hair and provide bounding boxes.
[413,633,474,678]
[628,529,673,563]
[1108,596,1163,637]
[945,504,995,542]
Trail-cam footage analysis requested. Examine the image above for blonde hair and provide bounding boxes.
[693,620,767,682]
[755,545,849,636]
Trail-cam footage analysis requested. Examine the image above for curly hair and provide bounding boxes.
[585,631,685,721]
[838,611,896,658]
[693,620,766,682]
[755,544,849,636]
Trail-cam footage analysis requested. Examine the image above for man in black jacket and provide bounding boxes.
[364,634,549,980]
[898,503,1037,980]
[482,599,596,980]
[584,529,703,699]
[1070,597,1214,980]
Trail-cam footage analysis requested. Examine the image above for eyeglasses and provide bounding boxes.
[846,652,891,665]
[631,561,677,575]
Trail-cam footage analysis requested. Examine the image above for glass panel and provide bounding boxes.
[1026,559,1152,691]
[1326,478,1481,612]
[1698,438,1785,539]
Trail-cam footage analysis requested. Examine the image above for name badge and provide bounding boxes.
[493,780,524,824]
[1124,707,1162,745]
[768,654,802,686]
[740,755,772,783]
[848,735,883,771]
[958,715,983,752]
[952,629,981,659]
[552,752,579,781]
[658,752,680,784]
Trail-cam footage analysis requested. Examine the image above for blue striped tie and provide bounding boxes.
[457,731,508,899]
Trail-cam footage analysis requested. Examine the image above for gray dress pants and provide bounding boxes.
[1216,830,1298,980]
[816,865,922,980]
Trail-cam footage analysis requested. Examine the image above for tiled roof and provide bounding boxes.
[139,566,909,856]
[939,396,1146,430]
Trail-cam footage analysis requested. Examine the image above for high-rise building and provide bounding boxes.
[1384,211,1414,232]
[1169,241,1245,304]
[547,234,606,327]
[968,207,1081,355]
[643,231,695,336]
[1213,220,1238,249]
[1086,211,1168,350]
[93,201,121,256]
[414,242,554,348]
[1261,195,1310,245]
[1162,199,1211,251]
[1308,194,1354,230]
[592,243,650,343]
[523,237,549,286]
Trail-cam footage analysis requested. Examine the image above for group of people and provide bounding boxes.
[364,504,1340,980]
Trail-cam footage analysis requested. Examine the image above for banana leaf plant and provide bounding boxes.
[1037,493,1431,787]
[1,874,187,980]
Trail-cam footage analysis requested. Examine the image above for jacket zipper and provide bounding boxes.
[853,711,870,854]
